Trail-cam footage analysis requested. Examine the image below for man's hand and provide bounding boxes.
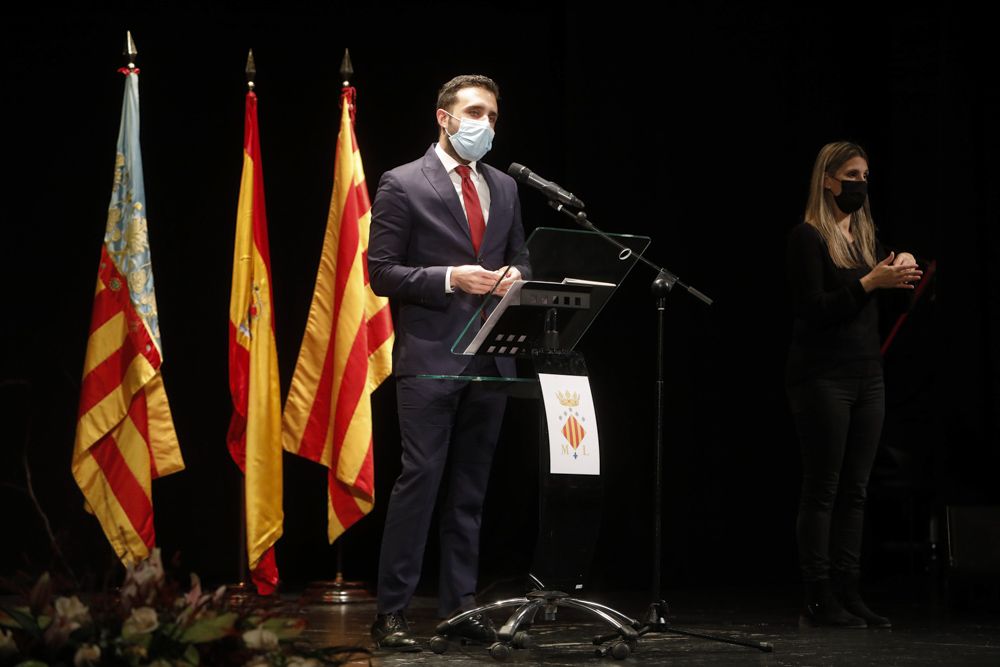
[451,265,503,294]
[494,266,521,296]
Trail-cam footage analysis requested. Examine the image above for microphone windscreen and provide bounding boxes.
[507,163,529,181]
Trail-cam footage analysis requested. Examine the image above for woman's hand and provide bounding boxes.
[860,252,923,292]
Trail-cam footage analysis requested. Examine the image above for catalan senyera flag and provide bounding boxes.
[72,67,185,565]
[228,89,283,594]
[282,86,393,543]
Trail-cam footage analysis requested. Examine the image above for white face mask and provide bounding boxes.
[443,110,495,162]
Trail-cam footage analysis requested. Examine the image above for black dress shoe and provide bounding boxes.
[842,597,892,629]
[799,601,867,628]
[371,612,421,652]
[799,580,866,629]
[450,613,498,643]
[833,573,892,629]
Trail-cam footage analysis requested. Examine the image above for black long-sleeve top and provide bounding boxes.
[786,222,885,386]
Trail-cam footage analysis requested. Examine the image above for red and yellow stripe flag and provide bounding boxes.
[283,86,394,543]
[72,68,184,565]
[228,89,283,594]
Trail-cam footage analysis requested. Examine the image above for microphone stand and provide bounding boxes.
[546,201,772,656]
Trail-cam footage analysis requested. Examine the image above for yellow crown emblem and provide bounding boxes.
[556,390,580,407]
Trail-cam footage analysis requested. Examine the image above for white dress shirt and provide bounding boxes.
[435,142,492,292]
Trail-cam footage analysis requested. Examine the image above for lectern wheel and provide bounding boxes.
[429,635,449,654]
[489,642,511,661]
[611,641,631,660]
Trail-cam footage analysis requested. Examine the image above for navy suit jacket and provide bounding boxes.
[368,145,526,377]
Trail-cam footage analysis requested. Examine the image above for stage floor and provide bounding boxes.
[296,587,1000,665]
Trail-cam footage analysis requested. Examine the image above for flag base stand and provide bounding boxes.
[301,543,374,604]
[225,582,255,606]
[303,574,373,604]
[225,582,282,607]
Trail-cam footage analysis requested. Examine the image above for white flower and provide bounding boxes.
[45,597,90,645]
[242,627,279,650]
[287,657,322,667]
[0,629,16,656]
[54,595,91,625]
[122,548,165,605]
[122,606,160,637]
[120,580,139,602]
[73,643,102,666]
[132,548,165,587]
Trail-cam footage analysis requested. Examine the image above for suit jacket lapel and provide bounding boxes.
[421,146,472,245]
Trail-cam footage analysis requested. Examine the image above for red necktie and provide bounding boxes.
[455,165,486,255]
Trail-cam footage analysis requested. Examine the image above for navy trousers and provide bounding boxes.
[376,359,507,617]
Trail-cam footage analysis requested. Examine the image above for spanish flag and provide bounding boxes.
[283,86,393,543]
[72,67,185,565]
[228,89,283,594]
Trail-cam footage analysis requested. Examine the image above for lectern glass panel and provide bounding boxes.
[451,227,651,357]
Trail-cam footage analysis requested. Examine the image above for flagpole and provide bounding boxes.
[226,49,258,607]
[302,48,374,605]
[240,48,255,592]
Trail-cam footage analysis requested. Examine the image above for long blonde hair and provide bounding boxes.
[803,141,877,269]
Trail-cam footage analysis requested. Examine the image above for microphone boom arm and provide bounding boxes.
[546,201,713,306]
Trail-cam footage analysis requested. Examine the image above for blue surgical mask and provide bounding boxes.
[444,110,494,162]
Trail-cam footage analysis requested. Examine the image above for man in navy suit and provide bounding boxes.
[367,74,526,651]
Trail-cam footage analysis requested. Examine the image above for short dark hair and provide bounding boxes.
[436,74,500,113]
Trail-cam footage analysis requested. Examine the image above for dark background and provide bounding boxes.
[2,4,997,598]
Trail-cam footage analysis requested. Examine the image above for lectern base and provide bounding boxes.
[430,588,639,660]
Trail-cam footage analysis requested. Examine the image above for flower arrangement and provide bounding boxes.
[0,550,367,666]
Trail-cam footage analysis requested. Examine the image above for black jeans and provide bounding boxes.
[788,374,885,582]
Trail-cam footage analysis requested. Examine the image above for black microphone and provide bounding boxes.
[508,163,585,209]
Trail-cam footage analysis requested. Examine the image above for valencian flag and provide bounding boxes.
[228,88,283,594]
[282,86,393,543]
[72,66,185,565]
